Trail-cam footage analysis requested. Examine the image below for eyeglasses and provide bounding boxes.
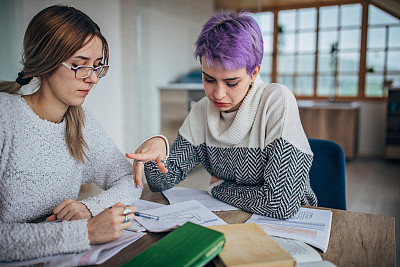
[62,62,109,79]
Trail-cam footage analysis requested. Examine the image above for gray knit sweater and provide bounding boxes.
[0,92,141,262]
[145,76,317,219]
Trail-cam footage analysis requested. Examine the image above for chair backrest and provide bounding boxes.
[308,138,346,210]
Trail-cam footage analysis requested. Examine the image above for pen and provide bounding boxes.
[134,211,159,221]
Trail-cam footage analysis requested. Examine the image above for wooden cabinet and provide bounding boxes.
[385,88,400,159]
[298,101,359,159]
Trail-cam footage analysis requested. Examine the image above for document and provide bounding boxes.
[126,199,166,232]
[162,187,239,211]
[0,231,145,267]
[135,200,227,232]
[68,231,145,266]
[246,207,332,253]
[133,199,165,210]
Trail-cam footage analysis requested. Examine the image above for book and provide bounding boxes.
[207,223,296,267]
[272,237,337,266]
[122,222,225,267]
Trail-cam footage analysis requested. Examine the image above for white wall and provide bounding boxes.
[120,0,214,152]
[0,0,124,149]
[0,0,214,154]
[0,0,22,80]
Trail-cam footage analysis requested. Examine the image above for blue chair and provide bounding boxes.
[308,138,346,210]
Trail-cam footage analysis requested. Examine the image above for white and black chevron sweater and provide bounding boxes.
[145,76,317,219]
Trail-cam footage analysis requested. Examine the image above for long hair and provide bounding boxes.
[194,12,263,75]
[0,5,109,163]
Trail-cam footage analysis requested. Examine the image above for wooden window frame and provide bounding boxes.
[247,1,399,101]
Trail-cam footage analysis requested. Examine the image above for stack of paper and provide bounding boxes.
[162,187,239,211]
[134,200,227,232]
[0,231,145,267]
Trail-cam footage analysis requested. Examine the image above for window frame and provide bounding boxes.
[257,2,399,101]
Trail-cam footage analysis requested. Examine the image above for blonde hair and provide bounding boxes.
[0,5,109,163]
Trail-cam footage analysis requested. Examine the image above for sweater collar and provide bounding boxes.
[207,75,264,145]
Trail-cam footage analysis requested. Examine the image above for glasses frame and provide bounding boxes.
[62,62,109,79]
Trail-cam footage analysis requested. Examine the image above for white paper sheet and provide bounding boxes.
[135,200,227,232]
[162,187,239,211]
[69,231,145,266]
[0,231,145,267]
[133,199,165,210]
[126,199,166,232]
[246,207,332,253]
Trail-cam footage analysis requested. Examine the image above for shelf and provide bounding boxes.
[385,88,400,159]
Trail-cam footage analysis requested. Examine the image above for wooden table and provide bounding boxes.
[100,184,396,267]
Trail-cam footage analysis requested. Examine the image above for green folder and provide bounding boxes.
[122,222,225,267]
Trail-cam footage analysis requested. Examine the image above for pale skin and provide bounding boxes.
[23,35,136,244]
[126,59,260,187]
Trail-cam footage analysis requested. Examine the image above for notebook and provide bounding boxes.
[122,222,225,267]
[208,223,296,267]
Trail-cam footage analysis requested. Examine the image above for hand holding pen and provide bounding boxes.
[122,207,159,221]
[87,203,137,245]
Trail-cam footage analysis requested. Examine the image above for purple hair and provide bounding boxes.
[194,12,263,75]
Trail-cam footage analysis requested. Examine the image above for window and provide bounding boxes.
[317,4,361,98]
[254,12,273,83]
[366,5,400,97]
[255,3,400,100]
[278,8,316,96]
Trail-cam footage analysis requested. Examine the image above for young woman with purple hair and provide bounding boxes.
[127,12,317,219]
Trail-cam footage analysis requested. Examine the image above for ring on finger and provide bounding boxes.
[125,215,131,223]
[123,207,133,215]
[135,161,144,165]
[160,159,166,164]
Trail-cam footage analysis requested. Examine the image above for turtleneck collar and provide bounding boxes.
[207,75,265,145]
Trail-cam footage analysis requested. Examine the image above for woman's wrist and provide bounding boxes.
[141,135,170,160]
[207,180,224,195]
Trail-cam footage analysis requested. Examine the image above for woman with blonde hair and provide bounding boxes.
[0,5,141,262]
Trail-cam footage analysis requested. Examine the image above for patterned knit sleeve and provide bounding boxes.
[144,134,201,192]
[78,110,142,216]
[211,138,314,219]
[0,220,90,262]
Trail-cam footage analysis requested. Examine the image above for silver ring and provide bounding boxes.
[160,159,166,164]
[125,215,131,223]
[135,161,144,165]
[123,207,133,215]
